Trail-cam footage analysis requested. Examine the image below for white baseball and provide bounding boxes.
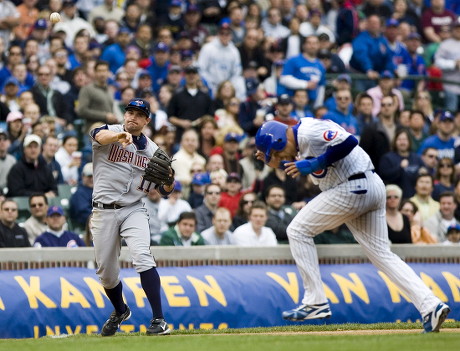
[50,12,61,24]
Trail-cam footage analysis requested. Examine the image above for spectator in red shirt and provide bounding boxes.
[218,172,244,218]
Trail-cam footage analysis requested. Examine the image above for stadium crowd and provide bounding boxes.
[1,0,460,248]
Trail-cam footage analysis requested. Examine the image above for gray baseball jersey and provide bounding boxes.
[91,124,159,205]
[296,118,374,190]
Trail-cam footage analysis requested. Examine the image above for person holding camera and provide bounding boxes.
[55,134,81,186]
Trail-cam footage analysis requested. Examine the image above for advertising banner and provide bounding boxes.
[0,263,458,338]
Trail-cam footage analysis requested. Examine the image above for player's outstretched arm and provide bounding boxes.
[95,130,133,148]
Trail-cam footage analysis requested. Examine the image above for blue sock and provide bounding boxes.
[140,267,164,319]
[104,282,126,315]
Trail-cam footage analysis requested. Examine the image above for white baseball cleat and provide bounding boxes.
[282,302,332,321]
[422,303,450,333]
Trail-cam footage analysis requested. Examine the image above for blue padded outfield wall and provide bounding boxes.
[0,263,459,338]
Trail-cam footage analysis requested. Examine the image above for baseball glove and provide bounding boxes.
[144,148,175,186]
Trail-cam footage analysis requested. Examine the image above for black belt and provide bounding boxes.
[348,170,375,181]
[92,201,125,210]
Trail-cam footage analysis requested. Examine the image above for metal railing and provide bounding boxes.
[0,244,459,270]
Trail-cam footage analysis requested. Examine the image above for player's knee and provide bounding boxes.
[287,222,315,239]
[100,277,120,289]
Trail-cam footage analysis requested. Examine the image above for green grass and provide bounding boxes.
[1,322,459,351]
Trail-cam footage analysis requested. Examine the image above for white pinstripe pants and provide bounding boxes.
[287,170,440,316]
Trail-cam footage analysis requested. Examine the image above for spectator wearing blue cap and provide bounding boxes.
[322,89,360,136]
[324,74,353,113]
[34,206,86,247]
[2,77,20,111]
[147,42,170,94]
[350,15,395,90]
[158,0,185,39]
[188,172,211,209]
[0,45,23,93]
[366,70,405,117]
[384,19,412,80]
[442,223,460,245]
[418,111,456,157]
[400,32,427,92]
[197,22,246,100]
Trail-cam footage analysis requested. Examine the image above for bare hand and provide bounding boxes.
[117,132,132,148]
[367,70,379,80]
[255,150,266,162]
[284,162,301,178]
[307,80,318,90]
[400,159,409,168]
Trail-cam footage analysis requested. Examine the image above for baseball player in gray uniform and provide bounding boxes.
[255,119,450,333]
[90,99,173,336]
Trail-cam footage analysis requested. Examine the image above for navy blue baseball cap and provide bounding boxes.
[447,224,460,233]
[386,18,399,27]
[277,94,292,105]
[192,172,211,186]
[439,111,454,122]
[224,132,242,142]
[125,99,151,118]
[154,42,170,52]
[34,18,48,30]
[381,70,395,79]
[47,206,64,217]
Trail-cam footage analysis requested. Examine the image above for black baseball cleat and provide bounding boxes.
[146,318,171,335]
[101,305,132,336]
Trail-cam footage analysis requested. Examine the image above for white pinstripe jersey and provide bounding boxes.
[296,118,374,191]
[91,124,159,205]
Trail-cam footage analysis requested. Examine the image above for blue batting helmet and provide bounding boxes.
[255,121,288,162]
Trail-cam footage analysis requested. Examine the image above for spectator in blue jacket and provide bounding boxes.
[147,42,171,93]
[322,88,360,136]
[100,27,132,74]
[401,33,427,92]
[34,206,86,247]
[70,162,93,228]
[350,15,395,90]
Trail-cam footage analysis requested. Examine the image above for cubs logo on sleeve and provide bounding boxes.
[306,156,327,178]
[323,130,338,141]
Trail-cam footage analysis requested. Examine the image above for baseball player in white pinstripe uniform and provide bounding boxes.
[255,119,450,333]
[90,99,172,336]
